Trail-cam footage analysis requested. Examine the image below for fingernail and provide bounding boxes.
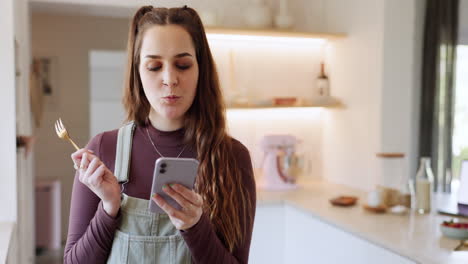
[169,183,175,187]
[162,185,168,189]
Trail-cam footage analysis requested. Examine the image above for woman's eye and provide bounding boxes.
[147,66,162,71]
[177,64,191,70]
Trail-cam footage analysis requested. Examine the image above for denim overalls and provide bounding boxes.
[106,122,192,264]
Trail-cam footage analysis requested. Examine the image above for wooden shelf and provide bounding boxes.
[227,103,342,110]
[227,105,330,110]
[205,28,346,111]
[227,97,343,110]
[376,153,405,158]
[205,27,346,40]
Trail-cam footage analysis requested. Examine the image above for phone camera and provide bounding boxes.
[161,163,167,168]
[159,169,166,174]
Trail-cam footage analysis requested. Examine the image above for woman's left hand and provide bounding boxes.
[152,183,203,230]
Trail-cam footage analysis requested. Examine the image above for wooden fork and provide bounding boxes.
[55,118,80,150]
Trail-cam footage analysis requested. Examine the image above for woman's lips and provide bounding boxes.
[162,96,181,104]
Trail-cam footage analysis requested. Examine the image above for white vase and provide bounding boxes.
[274,0,293,29]
[244,0,273,28]
[199,11,217,27]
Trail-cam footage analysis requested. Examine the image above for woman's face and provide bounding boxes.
[139,24,199,121]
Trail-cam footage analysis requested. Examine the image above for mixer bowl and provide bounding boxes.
[278,152,303,183]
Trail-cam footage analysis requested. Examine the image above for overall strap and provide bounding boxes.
[114,121,136,184]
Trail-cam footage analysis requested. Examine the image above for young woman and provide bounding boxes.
[64,6,256,264]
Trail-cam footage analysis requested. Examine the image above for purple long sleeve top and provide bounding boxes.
[64,123,256,263]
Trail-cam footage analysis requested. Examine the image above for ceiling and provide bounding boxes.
[29,0,192,18]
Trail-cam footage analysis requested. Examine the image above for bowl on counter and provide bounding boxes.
[273,97,297,106]
[440,220,468,240]
[330,196,358,207]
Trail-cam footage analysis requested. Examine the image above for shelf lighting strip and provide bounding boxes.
[206,33,327,46]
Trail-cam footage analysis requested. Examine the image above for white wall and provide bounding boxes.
[14,0,35,262]
[379,0,423,189]
[31,14,131,242]
[0,0,33,262]
[4,0,36,262]
[0,0,18,223]
[322,0,424,191]
[322,0,385,190]
[89,50,127,138]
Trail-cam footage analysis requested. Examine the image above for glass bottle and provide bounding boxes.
[316,62,329,97]
[415,157,434,214]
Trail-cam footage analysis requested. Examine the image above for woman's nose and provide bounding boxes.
[162,68,178,87]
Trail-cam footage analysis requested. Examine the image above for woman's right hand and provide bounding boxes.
[71,149,121,217]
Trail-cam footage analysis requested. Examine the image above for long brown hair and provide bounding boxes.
[122,6,253,252]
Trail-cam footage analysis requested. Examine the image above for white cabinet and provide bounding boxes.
[250,204,416,264]
[283,205,415,264]
[250,204,285,264]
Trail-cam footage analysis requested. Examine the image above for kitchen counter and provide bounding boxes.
[256,179,468,264]
[0,222,15,264]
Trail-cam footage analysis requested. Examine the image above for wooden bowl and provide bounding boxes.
[363,204,387,213]
[330,196,358,207]
[273,97,297,106]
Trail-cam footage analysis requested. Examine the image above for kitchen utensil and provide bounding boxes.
[54,118,80,150]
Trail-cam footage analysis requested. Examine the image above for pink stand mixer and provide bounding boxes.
[259,135,301,190]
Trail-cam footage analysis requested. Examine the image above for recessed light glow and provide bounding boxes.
[207,33,327,46]
[226,107,324,120]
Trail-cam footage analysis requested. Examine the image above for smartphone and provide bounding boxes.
[148,157,199,214]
